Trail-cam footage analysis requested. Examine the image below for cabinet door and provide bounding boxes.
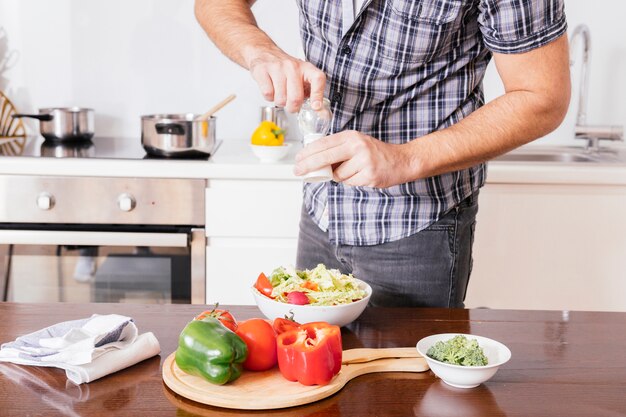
[206,238,298,305]
[206,179,303,238]
[466,183,626,311]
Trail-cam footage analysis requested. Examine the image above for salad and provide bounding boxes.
[255,264,367,306]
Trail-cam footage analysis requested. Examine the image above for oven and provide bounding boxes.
[0,174,206,304]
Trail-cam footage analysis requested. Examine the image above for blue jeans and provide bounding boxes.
[296,192,479,308]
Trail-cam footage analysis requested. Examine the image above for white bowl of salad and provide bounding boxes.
[416,334,511,389]
[251,264,372,327]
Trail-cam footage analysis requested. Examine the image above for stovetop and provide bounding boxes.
[7,136,214,161]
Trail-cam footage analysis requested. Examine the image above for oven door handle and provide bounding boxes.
[0,230,188,247]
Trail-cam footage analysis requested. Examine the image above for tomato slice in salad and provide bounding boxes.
[254,272,274,299]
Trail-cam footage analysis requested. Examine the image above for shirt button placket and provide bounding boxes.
[331,41,352,106]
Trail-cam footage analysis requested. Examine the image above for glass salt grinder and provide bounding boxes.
[297,98,333,182]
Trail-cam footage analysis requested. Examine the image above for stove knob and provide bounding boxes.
[36,192,55,210]
[117,193,136,212]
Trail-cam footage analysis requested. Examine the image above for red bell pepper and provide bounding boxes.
[276,322,342,386]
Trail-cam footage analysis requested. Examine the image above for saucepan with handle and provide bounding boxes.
[141,94,236,158]
[12,107,95,142]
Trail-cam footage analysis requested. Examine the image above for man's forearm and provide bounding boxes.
[194,0,279,69]
[406,87,570,179]
[293,35,570,188]
[405,35,571,181]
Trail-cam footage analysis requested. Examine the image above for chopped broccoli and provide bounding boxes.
[426,335,488,366]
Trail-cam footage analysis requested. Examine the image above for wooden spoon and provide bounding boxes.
[195,94,236,121]
[342,347,421,364]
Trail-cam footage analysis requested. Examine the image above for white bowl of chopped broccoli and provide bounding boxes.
[416,334,511,389]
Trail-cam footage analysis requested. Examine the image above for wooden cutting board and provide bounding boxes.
[162,347,429,410]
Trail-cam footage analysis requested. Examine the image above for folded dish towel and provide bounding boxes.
[0,314,160,384]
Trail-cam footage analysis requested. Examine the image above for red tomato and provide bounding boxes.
[236,318,277,371]
[194,306,238,332]
[273,317,301,335]
[254,272,274,299]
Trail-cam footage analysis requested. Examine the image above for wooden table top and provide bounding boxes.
[0,303,624,417]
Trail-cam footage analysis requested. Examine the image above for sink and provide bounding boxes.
[491,146,626,165]
[495,153,599,163]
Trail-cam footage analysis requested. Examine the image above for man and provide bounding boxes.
[195,0,570,307]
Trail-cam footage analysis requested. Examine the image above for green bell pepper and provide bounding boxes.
[175,317,248,385]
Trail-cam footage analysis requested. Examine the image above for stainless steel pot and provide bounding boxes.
[141,114,216,158]
[12,107,95,142]
[261,106,287,126]
[260,105,288,139]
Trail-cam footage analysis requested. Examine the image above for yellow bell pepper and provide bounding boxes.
[251,121,285,146]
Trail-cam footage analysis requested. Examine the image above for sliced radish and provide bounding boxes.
[287,291,310,305]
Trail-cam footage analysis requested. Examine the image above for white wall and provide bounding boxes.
[0,0,304,141]
[0,0,624,146]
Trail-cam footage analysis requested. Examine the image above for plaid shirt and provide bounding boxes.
[297,0,567,245]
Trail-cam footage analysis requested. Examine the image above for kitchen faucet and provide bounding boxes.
[569,24,623,152]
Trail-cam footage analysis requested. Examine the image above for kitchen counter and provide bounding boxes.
[2,136,626,185]
[0,137,301,180]
[0,303,624,417]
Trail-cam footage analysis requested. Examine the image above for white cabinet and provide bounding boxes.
[466,183,626,312]
[206,237,298,305]
[205,179,303,304]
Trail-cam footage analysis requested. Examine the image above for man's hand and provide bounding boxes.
[246,48,326,113]
[294,131,414,188]
[195,0,326,113]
